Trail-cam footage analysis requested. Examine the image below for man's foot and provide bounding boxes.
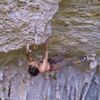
[81,56,87,63]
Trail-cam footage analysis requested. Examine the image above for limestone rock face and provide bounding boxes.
[0,0,100,100]
[51,0,100,56]
[0,0,61,52]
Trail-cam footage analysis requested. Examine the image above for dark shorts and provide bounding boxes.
[48,55,64,71]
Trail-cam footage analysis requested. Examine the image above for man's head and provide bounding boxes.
[28,65,39,76]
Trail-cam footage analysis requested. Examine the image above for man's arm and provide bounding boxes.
[44,42,49,60]
[26,44,32,64]
[40,42,49,72]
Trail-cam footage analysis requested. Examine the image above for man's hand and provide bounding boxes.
[26,44,32,63]
[45,36,50,43]
[26,44,31,52]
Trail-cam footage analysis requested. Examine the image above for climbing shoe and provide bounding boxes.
[81,56,87,63]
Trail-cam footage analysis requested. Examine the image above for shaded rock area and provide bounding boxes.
[0,0,100,100]
[0,50,100,100]
[51,0,100,56]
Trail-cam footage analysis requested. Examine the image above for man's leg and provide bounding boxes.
[56,56,88,69]
[52,55,64,63]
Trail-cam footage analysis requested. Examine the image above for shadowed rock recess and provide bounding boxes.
[0,0,100,100]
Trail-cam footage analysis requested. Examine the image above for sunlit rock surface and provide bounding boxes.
[0,0,60,52]
[0,0,100,100]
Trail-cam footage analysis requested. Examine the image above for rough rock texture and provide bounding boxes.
[0,51,100,100]
[51,0,100,56]
[0,0,100,100]
[0,0,61,52]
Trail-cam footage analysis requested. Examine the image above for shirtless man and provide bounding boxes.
[26,42,87,76]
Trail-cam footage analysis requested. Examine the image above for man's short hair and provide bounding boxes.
[28,66,39,76]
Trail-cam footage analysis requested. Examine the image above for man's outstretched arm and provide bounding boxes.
[26,44,32,64]
[44,42,49,60]
[40,42,49,72]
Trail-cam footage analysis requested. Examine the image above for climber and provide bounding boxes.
[26,41,87,76]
